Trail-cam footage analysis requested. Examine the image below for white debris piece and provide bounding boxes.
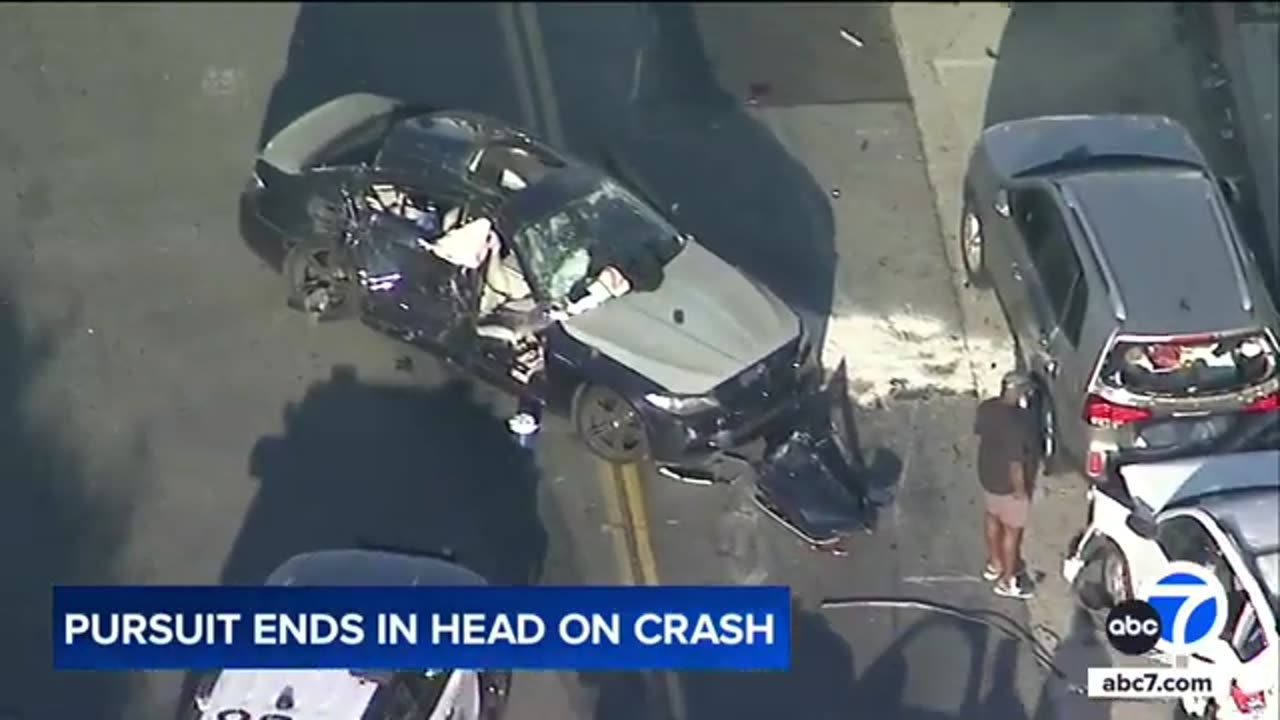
[820,310,1016,405]
[839,27,865,48]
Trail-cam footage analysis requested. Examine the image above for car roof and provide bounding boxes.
[1199,489,1280,555]
[497,163,610,229]
[1055,168,1257,335]
[266,549,489,587]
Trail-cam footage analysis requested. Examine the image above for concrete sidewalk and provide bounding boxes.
[890,3,1212,718]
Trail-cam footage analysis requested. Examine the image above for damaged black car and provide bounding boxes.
[240,93,821,466]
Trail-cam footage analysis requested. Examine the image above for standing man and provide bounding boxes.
[975,371,1038,599]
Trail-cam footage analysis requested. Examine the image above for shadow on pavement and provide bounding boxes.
[667,606,1045,720]
[592,3,837,322]
[175,367,560,716]
[255,2,529,150]
[844,612,1037,720]
[0,286,142,718]
[220,367,549,587]
[252,1,836,338]
[1031,608,1114,720]
[985,2,1274,295]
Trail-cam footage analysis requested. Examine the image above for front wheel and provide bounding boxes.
[283,239,358,322]
[959,195,991,289]
[1098,542,1134,606]
[572,384,648,464]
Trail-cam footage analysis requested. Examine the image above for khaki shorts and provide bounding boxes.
[984,491,1029,529]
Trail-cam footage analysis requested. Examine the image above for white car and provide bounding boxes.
[183,549,509,720]
[1063,450,1279,719]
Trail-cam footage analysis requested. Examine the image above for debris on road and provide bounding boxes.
[839,27,864,48]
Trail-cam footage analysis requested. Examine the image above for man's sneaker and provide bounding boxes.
[993,575,1035,599]
[982,563,1002,582]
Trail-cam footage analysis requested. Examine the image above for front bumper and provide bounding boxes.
[642,337,823,466]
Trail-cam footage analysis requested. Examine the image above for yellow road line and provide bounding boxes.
[612,462,687,720]
[598,461,637,585]
[619,462,661,586]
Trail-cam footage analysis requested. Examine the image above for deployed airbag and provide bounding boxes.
[433,218,498,270]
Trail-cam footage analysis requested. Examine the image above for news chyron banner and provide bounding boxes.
[53,586,790,670]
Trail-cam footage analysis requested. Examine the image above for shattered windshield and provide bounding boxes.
[1098,331,1279,397]
[512,180,685,303]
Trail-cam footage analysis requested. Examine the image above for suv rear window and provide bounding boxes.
[1098,330,1278,397]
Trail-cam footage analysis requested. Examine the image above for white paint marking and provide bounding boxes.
[931,58,997,70]
[496,4,539,133]
[515,3,564,147]
[903,574,985,584]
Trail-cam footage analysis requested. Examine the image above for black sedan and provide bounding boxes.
[240,93,820,466]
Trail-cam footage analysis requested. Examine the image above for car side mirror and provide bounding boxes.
[1125,512,1158,540]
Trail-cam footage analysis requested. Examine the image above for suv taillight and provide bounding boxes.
[1084,394,1152,426]
[1244,392,1280,412]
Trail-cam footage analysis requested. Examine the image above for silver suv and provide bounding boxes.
[961,114,1280,480]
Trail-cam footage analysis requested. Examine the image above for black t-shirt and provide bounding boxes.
[974,398,1037,495]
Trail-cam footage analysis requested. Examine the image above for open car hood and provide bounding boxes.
[1117,449,1280,516]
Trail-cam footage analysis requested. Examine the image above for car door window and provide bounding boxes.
[1158,516,1258,646]
[1231,601,1269,662]
[1157,516,1219,565]
[1011,188,1086,340]
[1059,269,1089,347]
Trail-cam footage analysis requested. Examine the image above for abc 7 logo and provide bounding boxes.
[1105,561,1229,656]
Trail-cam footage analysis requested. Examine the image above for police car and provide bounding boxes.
[1062,449,1279,720]
[183,549,510,720]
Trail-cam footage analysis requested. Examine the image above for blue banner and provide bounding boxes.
[53,585,790,670]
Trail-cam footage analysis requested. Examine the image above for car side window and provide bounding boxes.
[1157,516,1257,649]
[1012,188,1086,338]
[1157,516,1217,563]
[1231,601,1269,662]
[1059,270,1089,347]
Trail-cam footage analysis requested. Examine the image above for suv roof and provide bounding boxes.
[1055,167,1259,335]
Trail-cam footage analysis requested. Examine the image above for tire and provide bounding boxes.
[283,239,358,322]
[1097,541,1134,606]
[571,384,649,464]
[959,194,992,289]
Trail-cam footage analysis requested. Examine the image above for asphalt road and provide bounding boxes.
[1,4,1059,720]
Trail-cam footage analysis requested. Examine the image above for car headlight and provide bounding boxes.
[644,393,720,415]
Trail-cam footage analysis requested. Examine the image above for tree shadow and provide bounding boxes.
[845,612,1037,720]
[984,1,1274,296]
[675,604,857,720]
[0,286,143,718]
[1031,607,1114,720]
[595,2,837,323]
[220,366,549,587]
[250,1,836,339]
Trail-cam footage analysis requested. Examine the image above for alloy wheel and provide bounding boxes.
[962,211,985,274]
[575,386,647,463]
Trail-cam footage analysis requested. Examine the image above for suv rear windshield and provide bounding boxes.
[1098,330,1278,397]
